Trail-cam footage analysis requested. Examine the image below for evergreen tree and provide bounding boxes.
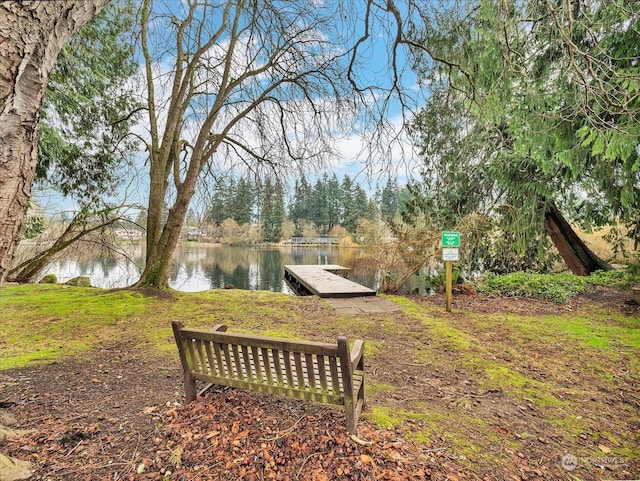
[37,0,140,208]
[261,177,285,242]
[379,178,400,220]
[231,177,254,225]
[326,173,342,231]
[286,174,378,235]
[340,175,356,232]
[289,178,302,223]
[206,178,231,226]
[408,0,627,274]
[289,174,313,233]
[366,197,379,221]
[311,176,330,233]
[353,183,373,223]
[340,175,372,233]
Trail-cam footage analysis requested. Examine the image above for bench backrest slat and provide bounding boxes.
[194,340,203,373]
[205,343,216,376]
[317,355,328,392]
[213,342,224,376]
[222,343,233,377]
[261,347,272,384]
[231,344,243,379]
[250,346,262,382]
[179,328,338,356]
[292,352,303,389]
[328,356,340,395]
[272,348,284,385]
[305,353,316,391]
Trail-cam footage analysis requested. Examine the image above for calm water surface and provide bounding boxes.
[45,244,379,293]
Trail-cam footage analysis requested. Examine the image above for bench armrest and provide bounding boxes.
[350,340,364,370]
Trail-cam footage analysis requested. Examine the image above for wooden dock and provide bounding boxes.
[283,265,376,298]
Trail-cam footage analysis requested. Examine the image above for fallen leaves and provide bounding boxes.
[157,388,435,480]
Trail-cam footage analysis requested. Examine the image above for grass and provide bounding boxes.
[388,296,639,471]
[0,285,307,369]
[1,283,638,477]
[0,286,160,368]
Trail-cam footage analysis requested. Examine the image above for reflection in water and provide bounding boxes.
[44,244,375,293]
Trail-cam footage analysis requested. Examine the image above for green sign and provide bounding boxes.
[441,231,460,247]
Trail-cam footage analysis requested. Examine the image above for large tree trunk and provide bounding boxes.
[0,0,109,288]
[544,202,613,276]
[134,183,196,289]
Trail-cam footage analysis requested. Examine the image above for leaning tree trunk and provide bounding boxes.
[544,202,613,276]
[8,211,119,283]
[0,0,110,288]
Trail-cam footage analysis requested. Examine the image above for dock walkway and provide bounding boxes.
[283,265,376,298]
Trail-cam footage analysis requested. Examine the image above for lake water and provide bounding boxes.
[45,244,380,293]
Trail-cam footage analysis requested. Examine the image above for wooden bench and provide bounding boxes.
[171,321,365,434]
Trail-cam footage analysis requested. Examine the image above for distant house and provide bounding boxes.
[285,235,338,245]
[316,235,337,244]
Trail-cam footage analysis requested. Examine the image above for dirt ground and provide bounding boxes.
[1,289,638,481]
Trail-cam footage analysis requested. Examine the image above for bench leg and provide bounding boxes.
[346,382,364,435]
[345,406,357,435]
[184,371,197,402]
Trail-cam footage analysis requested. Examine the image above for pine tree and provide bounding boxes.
[206,178,231,226]
[231,177,254,225]
[379,178,400,220]
[311,176,330,233]
[326,173,342,231]
[289,174,313,233]
[261,177,285,242]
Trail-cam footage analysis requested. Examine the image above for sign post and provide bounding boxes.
[445,259,453,312]
[441,232,460,312]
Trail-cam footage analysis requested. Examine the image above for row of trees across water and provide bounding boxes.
[191,174,406,242]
